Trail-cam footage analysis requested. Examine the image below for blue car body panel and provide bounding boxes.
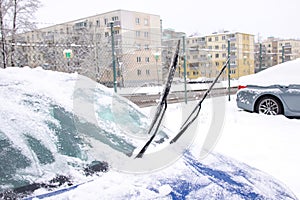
[24,151,297,200]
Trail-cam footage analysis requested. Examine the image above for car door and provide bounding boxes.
[280,84,300,112]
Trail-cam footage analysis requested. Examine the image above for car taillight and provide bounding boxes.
[238,85,247,90]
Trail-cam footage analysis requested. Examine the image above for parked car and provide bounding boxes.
[236,59,300,117]
[0,67,297,199]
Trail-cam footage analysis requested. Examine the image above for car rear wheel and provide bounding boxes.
[256,96,283,115]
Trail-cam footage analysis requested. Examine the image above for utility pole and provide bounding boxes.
[259,43,262,72]
[282,45,285,63]
[227,39,231,101]
[182,35,187,104]
[110,22,117,93]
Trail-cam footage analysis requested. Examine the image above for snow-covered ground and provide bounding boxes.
[141,96,300,199]
[1,59,299,199]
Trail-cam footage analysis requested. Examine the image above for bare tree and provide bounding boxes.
[10,0,40,67]
[0,0,40,68]
[0,0,11,68]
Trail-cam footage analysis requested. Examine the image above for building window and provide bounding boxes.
[112,16,119,21]
[144,44,149,50]
[136,18,140,25]
[137,57,141,63]
[144,32,149,38]
[215,45,219,49]
[215,53,219,58]
[208,37,212,42]
[137,69,142,75]
[136,31,141,37]
[105,32,109,37]
[222,53,227,58]
[222,44,226,49]
[146,69,150,75]
[144,19,149,26]
[215,36,219,41]
[136,44,141,50]
[145,57,150,62]
[104,18,108,25]
[222,35,226,40]
[215,62,220,66]
[96,20,100,27]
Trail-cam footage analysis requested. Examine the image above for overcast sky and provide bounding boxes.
[35,0,300,41]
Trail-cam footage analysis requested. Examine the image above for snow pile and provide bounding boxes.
[239,59,300,86]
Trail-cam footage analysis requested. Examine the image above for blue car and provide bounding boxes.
[237,59,300,117]
[0,67,297,199]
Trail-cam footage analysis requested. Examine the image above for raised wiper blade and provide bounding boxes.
[135,40,181,158]
[170,58,229,144]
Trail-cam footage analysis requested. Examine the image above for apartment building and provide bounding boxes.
[185,31,255,80]
[12,10,162,87]
[255,37,300,71]
[161,28,185,79]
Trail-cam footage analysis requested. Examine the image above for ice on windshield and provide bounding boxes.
[0,67,169,191]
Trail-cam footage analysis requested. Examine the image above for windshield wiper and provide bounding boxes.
[135,40,180,158]
[170,58,229,144]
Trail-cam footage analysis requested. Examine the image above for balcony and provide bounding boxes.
[198,57,210,62]
[229,63,237,68]
[228,37,236,42]
[229,55,237,60]
[106,20,121,29]
[197,40,206,45]
[44,34,54,43]
[74,21,88,30]
[230,46,237,51]
[189,47,199,54]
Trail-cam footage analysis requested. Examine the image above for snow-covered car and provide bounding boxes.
[0,67,297,199]
[236,59,300,116]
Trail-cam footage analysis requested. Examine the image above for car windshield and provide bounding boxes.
[0,67,169,192]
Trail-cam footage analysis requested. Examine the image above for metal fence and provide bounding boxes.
[1,26,178,91]
[2,26,255,106]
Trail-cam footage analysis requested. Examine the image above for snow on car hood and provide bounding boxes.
[238,58,300,86]
[27,151,297,200]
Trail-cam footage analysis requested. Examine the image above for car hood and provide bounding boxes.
[26,151,296,200]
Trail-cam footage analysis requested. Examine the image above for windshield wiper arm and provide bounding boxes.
[170,58,230,144]
[135,40,181,158]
